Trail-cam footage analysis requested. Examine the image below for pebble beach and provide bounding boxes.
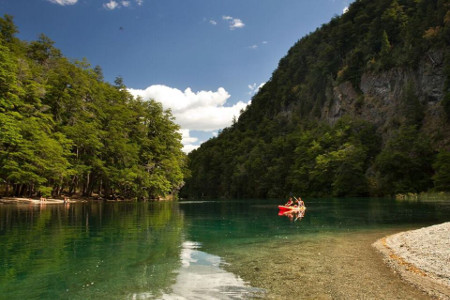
[373,222,450,299]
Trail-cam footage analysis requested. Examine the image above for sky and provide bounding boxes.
[1,0,351,152]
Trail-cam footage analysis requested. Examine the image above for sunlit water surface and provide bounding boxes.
[1,198,449,299]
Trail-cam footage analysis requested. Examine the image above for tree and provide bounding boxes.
[401,81,424,126]
[0,14,18,43]
[380,30,391,57]
[331,143,368,197]
[375,126,434,194]
[28,33,61,64]
[0,17,187,199]
[432,151,450,191]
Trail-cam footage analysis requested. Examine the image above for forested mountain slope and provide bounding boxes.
[183,0,450,198]
[0,16,186,200]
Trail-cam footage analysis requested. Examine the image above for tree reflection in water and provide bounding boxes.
[0,202,184,299]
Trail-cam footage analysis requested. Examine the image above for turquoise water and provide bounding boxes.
[0,198,449,299]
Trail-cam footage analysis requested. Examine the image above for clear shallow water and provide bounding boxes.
[0,198,449,299]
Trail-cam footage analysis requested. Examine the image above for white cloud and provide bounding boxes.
[343,6,349,13]
[174,101,248,131]
[249,41,268,49]
[209,19,217,25]
[104,0,142,10]
[222,15,245,30]
[48,0,78,5]
[248,82,266,95]
[182,144,200,153]
[128,85,248,131]
[104,0,119,10]
[231,19,245,29]
[180,129,198,145]
[180,130,199,153]
[128,85,250,153]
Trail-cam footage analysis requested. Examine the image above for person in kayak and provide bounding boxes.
[285,197,294,206]
[296,197,305,207]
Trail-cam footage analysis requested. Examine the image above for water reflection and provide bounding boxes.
[159,241,263,299]
[2,198,450,299]
[278,208,306,222]
[0,202,185,299]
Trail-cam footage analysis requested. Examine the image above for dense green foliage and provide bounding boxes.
[0,15,186,199]
[183,0,450,198]
[433,150,450,191]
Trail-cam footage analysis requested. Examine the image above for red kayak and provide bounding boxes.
[278,205,306,212]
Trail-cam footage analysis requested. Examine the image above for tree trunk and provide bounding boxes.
[104,184,111,200]
[13,184,17,197]
[98,179,103,196]
[5,182,9,197]
[83,172,90,196]
[69,175,78,195]
[19,184,26,197]
[87,172,97,197]
[56,181,63,197]
[29,184,34,197]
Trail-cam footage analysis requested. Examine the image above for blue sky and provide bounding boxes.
[1,0,351,152]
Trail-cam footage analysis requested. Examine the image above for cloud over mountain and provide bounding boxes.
[128,85,249,152]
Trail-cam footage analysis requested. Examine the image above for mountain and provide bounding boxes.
[182,0,450,198]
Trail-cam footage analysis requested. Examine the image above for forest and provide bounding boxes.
[0,15,186,200]
[182,0,450,198]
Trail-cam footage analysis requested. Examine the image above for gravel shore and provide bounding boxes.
[373,222,450,299]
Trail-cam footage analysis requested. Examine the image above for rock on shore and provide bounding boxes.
[373,222,450,299]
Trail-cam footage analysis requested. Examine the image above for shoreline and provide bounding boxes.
[0,197,87,205]
[222,229,431,299]
[0,196,170,205]
[373,222,450,300]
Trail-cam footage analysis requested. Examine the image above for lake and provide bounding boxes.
[1,198,449,299]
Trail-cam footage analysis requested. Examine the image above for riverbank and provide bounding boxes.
[0,196,170,205]
[0,197,86,205]
[373,222,450,300]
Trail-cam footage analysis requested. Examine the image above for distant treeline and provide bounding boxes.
[0,15,186,199]
[182,0,450,198]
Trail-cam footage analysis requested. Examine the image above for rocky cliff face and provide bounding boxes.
[322,50,449,148]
